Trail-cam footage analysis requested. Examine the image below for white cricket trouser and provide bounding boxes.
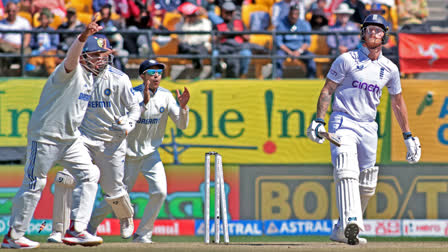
[89,150,167,238]
[328,112,378,231]
[9,138,98,239]
[81,134,128,198]
[328,112,378,170]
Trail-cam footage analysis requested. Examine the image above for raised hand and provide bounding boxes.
[176,87,190,109]
[80,13,103,41]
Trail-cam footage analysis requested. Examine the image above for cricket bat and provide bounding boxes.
[318,132,341,147]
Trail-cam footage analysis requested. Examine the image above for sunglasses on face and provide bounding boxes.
[144,69,163,75]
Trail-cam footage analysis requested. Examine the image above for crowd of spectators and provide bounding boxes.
[0,0,430,78]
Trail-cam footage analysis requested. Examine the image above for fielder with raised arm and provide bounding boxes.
[2,17,105,249]
[307,14,421,245]
[87,59,190,243]
[47,34,140,244]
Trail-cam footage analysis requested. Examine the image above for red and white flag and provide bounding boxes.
[399,33,448,73]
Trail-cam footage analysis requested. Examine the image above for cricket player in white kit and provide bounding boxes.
[307,14,421,245]
[87,59,190,243]
[47,34,140,243]
[1,18,105,249]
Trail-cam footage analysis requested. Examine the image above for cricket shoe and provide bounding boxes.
[2,229,40,249]
[120,218,134,239]
[329,224,367,245]
[62,226,103,247]
[47,231,63,243]
[132,233,153,244]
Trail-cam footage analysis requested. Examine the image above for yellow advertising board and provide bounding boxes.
[0,79,388,164]
[391,80,448,162]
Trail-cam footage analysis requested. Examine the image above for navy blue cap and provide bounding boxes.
[82,34,111,53]
[139,59,165,75]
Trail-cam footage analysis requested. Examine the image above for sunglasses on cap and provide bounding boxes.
[144,69,163,75]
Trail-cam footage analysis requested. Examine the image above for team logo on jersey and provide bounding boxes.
[104,88,111,96]
[379,67,385,79]
[159,107,165,113]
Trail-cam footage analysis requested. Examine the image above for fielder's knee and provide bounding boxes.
[54,170,76,189]
[27,177,47,192]
[359,166,379,196]
[334,152,360,182]
[150,191,167,203]
[105,193,134,219]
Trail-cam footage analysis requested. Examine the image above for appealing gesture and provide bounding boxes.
[176,87,190,109]
[80,13,103,41]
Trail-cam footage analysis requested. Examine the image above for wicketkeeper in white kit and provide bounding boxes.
[47,33,140,243]
[307,14,421,245]
[2,17,106,249]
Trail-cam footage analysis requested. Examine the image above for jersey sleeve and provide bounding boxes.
[51,59,81,85]
[326,54,349,84]
[120,76,141,122]
[385,64,402,95]
[167,93,189,130]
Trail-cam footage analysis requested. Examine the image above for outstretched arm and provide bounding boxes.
[390,92,411,133]
[316,78,339,119]
[64,14,103,73]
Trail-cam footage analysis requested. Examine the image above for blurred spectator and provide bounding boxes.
[344,0,367,24]
[274,4,316,79]
[176,2,212,69]
[213,1,252,78]
[0,2,31,73]
[93,0,111,13]
[28,8,59,74]
[309,8,328,30]
[97,3,128,70]
[307,0,332,20]
[57,8,86,53]
[31,0,65,18]
[154,0,183,13]
[272,0,305,28]
[184,0,215,17]
[397,0,429,32]
[327,3,359,55]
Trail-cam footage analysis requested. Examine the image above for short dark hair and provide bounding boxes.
[289,4,300,12]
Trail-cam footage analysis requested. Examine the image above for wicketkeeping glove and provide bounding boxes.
[404,135,421,164]
[306,118,326,144]
[109,116,136,140]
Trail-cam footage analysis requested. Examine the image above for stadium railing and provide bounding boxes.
[0,29,399,78]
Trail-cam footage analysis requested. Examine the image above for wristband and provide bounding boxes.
[403,132,412,140]
[315,118,326,126]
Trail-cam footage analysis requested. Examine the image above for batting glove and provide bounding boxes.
[110,116,136,140]
[306,118,326,144]
[404,133,421,164]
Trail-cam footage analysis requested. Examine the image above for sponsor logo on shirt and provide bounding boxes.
[88,101,112,108]
[351,80,380,95]
[78,93,91,101]
[137,118,160,124]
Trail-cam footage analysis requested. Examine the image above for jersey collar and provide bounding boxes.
[359,46,383,61]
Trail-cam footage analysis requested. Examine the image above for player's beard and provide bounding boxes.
[365,36,382,50]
